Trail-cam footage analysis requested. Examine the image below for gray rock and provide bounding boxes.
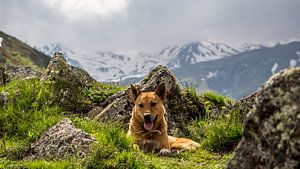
[41,52,95,112]
[26,118,96,160]
[4,65,42,80]
[0,66,9,85]
[227,67,300,169]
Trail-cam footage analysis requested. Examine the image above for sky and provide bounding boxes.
[0,0,300,55]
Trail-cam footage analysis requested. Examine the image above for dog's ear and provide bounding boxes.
[130,84,140,101]
[155,83,166,100]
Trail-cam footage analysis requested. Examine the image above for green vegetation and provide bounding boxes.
[0,79,63,160]
[0,78,243,168]
[84,82,125,104]
[189,109,242,151]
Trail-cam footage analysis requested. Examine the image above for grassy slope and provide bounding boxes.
[0,31,50,70]
[0,79,242,169]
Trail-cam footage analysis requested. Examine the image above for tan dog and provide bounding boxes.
[127,83,199,155]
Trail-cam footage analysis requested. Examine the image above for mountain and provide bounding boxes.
[172,41,300,98]
[39,40,239,81]
[35,38,300,99]
[0,31,50,69]
[238,43,266,52]
[38,43,81,68]
[131,40,240,75]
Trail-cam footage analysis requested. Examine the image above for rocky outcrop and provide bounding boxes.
[94,65,204,136]
[4,65,43,80]
[227,67,300,169]
[41,52,95,112]
[26,118,96,160]
[0,64,42,86]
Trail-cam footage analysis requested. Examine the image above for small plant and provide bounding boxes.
[84,82,124,104]
[202,91,231,107]
[189,108,243,152]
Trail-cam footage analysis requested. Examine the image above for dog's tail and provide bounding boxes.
[168,136,200,151]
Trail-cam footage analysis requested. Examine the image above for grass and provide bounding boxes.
[0,79,63,160]
[0,79,242,168]
[84,82,125,104]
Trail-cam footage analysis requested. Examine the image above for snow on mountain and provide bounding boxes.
[38,43,82,68]
[0,37,3,47]
[76,52,133,81]
[238,43,266,52]
[130,40,239,76]
[39,40,240,81]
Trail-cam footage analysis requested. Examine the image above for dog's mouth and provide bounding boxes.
[143,115,158,131]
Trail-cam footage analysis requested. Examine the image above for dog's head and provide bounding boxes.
[130,83,166,131]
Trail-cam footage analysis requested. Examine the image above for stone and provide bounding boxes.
[26,118,96,160]
[0,66,9,85]
[226,67,300,169]
[41,52,95,112]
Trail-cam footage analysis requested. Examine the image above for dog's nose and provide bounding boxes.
[144,113,152,123]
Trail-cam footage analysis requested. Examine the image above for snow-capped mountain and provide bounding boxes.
[39,40,240,81]
[76,52,134,81]
[130,40,240,77]
[38,43,82,68]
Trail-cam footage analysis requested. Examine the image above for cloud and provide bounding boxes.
[42,0,128,21]
[0,0,299,55]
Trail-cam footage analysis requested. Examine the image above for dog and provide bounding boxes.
[127,83,199,155]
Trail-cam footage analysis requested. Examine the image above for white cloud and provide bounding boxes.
[43,0,128,20]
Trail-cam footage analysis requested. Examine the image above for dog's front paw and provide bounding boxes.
[158,148,172,156]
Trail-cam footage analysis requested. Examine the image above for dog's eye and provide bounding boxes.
[151,102,157,107]
[138,103,144,108]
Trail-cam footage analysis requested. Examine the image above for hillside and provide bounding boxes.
[0,31,50,69]
[173,42,300,98]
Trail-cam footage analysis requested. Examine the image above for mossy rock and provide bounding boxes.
[227,67,300,169]
[41,52,95,112]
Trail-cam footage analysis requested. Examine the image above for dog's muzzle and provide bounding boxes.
[143,113,157,131]
[144,113,153,123]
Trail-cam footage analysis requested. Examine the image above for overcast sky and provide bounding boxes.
[1,0,300,55]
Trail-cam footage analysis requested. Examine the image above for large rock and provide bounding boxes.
[41,52,95,112]
[26,118,96,160]
[94,65,204,136]
[227,67,300,169]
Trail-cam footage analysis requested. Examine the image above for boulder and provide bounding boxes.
[0,66,9,85]
[227,67,300,169]
[94,65,204,136]
[26,118,96,160]
[41,52,95,112]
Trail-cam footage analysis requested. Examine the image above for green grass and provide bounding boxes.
[0,79,63,160]
[0,79,242,168]
[189,109,242,152]
[84,82,125,104]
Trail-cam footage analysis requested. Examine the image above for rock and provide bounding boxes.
[227,67,300,169]
[5,65,43,80]
[41,52,95,112]
[0,66,9,85]
[236,91,257,121]
[26,118,96,160]
[94,65,203,136]
[0,91,8,106]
